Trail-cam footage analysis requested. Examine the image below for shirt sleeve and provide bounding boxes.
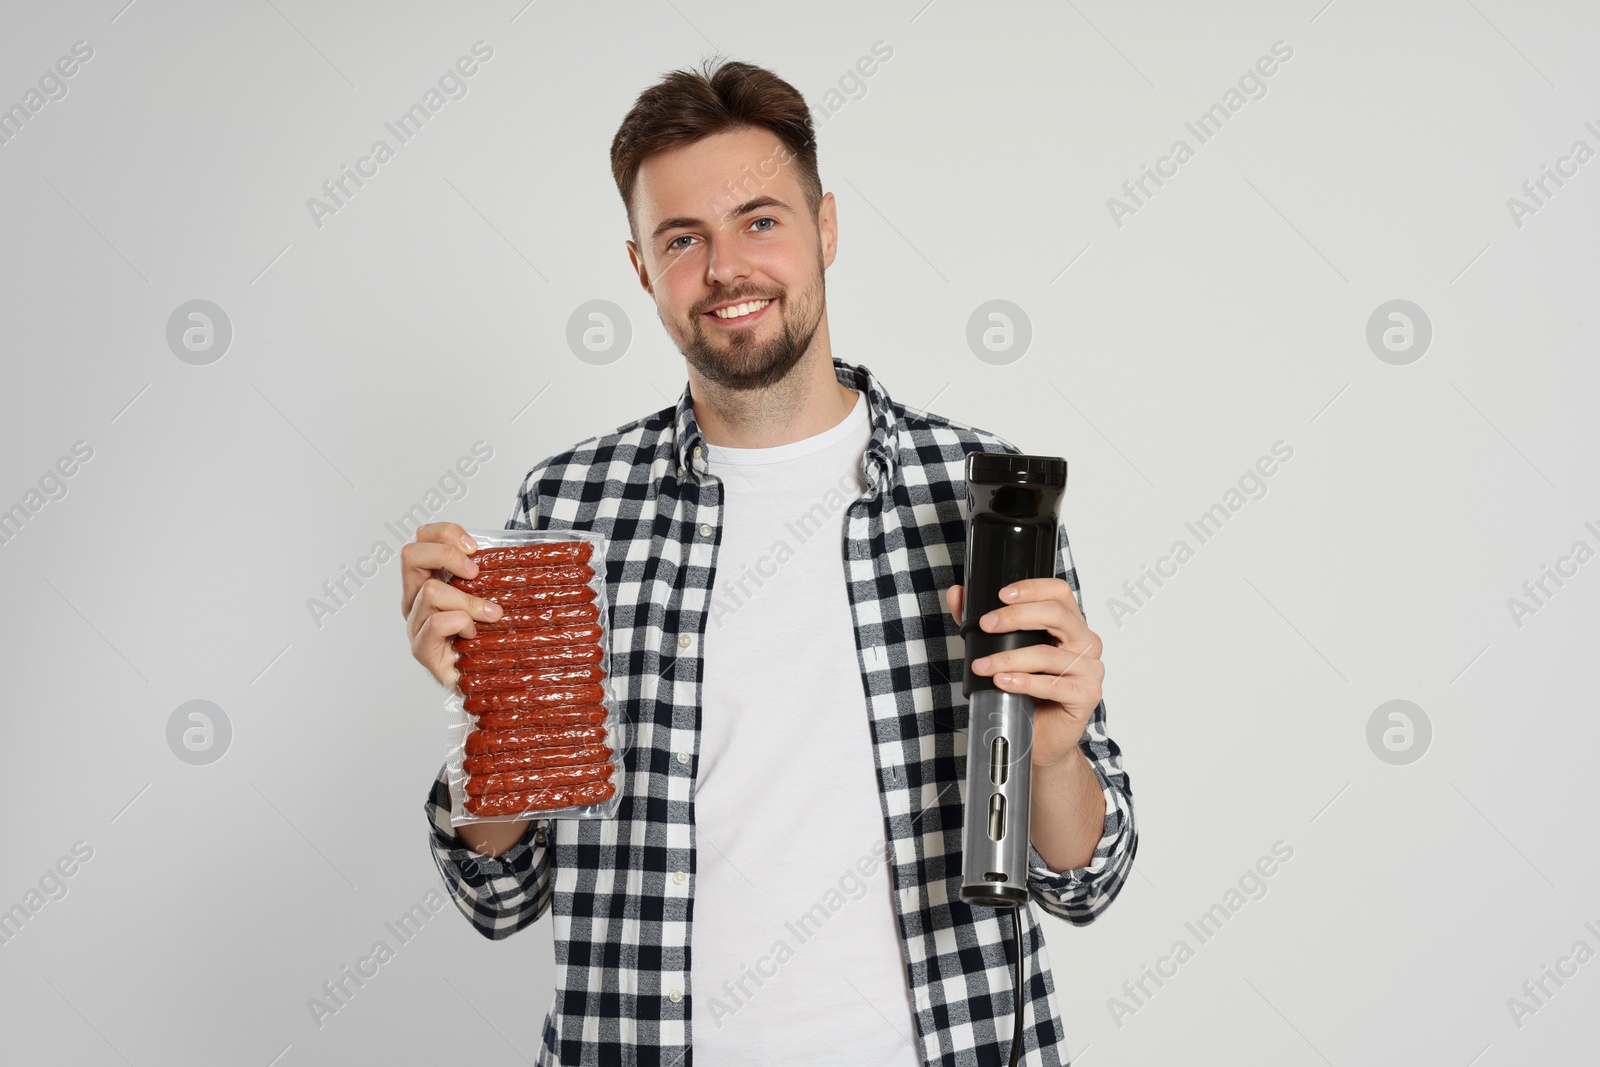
[425,762,556,939]
[422,464,557,939]
[1025,519,1139,924]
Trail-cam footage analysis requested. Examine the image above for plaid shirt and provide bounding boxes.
[425,357,1137,1066]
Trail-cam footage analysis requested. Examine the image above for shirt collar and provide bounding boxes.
[670,357,900,490]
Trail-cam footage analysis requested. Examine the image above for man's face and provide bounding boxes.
[627,126,837,392]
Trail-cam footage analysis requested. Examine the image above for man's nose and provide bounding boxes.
[703,230,753,288]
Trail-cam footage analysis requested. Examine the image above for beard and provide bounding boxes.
[668,273,826,393]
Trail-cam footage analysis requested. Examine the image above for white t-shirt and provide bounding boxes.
[693,387,922,1065]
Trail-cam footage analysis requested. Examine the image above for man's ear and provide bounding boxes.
[626,239,652,294]
[818,191,838,271]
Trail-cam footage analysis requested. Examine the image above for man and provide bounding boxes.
[404,59,1136,1066]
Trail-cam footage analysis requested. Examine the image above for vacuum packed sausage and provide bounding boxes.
[463,742,613,776]
[466,762,614,796]
[470,541,593,570]
[472,705,608,731]
[455,663,605,695]
[455,643,603,673]
[481,584,596,610]
[449,537,617,819]
[464,779,617,816]
[464,684,606,713]
[474,604,600,633]
[455,623,602,653]
[465,724,608,755]
[451,563,595,596]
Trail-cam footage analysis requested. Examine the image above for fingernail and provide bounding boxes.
[1002,587,1018,600]
[487,602,502,618]
[997,673,1013,685]
[981,612,998,629]
[460,534,477,552]
[972,656,991,672]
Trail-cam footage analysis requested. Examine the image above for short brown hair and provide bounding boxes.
[610,58,822,241]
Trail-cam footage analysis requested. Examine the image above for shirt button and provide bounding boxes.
[693,446,702,461]
[678,633,692,648]
[677,465,685,479]
[698,523,712,536]
[669,988,683,1003]
[674,870,687,884]
[677,751,690,765]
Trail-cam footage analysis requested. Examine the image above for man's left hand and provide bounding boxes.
[945,578,1104,774]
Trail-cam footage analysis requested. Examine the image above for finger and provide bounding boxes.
[988,659,1103,709]
[412,608,475,687]
[998,578,1085,622]
[977,598,1086,641]
[400,539,479,585]
[414,581,503,637]
[977,596,1098,654]
[969,641,1100,680]
[406,577,503,642]
[416,521,479,553]
[400,538,480,616]
[945,584,964,625]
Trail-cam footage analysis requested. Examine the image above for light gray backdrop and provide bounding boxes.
[3,0,1596,1063]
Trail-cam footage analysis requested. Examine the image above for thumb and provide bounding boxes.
[946,584,964,625]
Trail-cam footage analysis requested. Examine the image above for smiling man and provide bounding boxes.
[411,58,1137,1067]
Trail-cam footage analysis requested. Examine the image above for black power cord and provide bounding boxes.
[1006,904,1026,1066]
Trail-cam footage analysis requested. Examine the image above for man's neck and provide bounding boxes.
[689,345,858,450]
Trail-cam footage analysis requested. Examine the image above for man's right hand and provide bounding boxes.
[401,521,504,689]
[404,522,534,857]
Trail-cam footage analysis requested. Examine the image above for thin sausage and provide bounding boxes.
[472,705,607,731]
[451,563,595,596]
[465,724,608,755]
[464,779,616,816]
[463,743,612,776]
[483,585,596,610]
[472,541,593,571]
[456,663,605,694]
[455,623,603,653]
[455,643,603,673]
[466,762,614,796]
[463,684,606,713]
[475,604,600,633]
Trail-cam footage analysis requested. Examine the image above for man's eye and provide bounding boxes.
[668,235,695,251]
[750,217,776,233]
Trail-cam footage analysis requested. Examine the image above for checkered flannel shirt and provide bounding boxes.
[425,357,1137,1066]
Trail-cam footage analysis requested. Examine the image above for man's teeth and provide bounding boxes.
[712,299,771,319]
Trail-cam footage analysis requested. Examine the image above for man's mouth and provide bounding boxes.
[703,298,773,324]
